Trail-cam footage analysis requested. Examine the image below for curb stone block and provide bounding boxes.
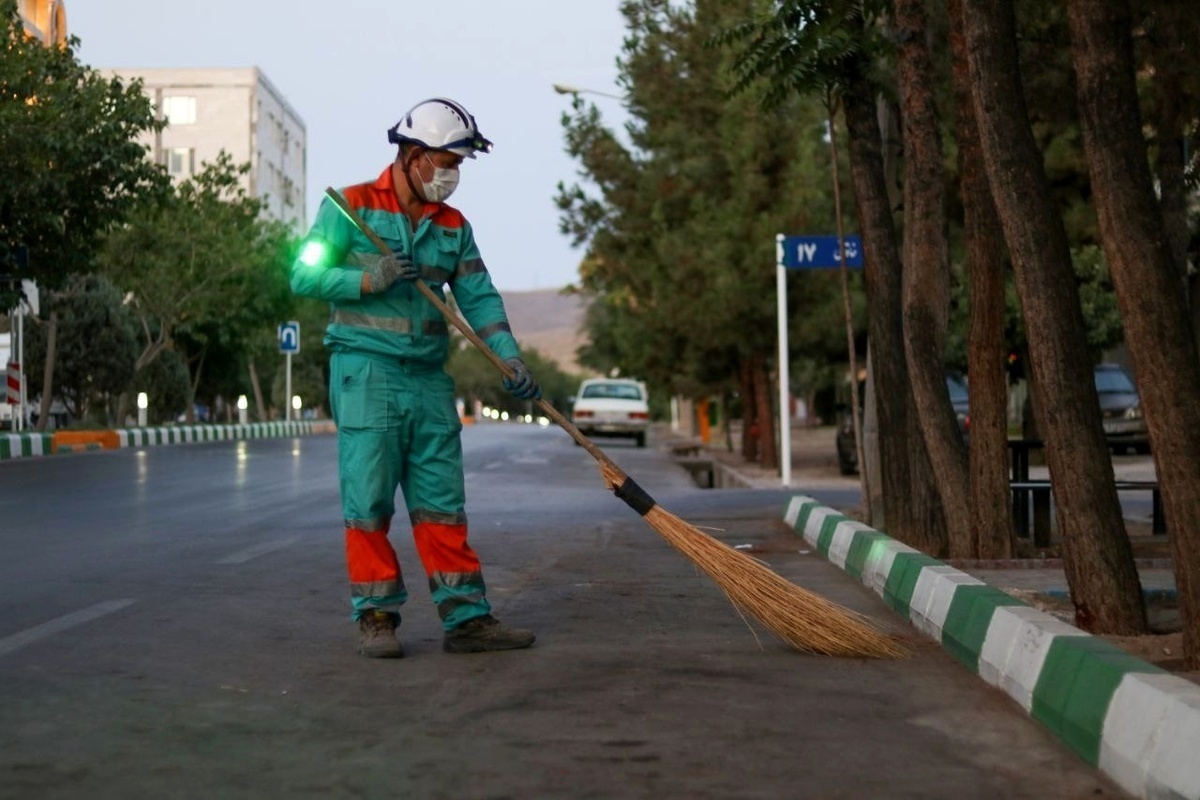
[862,538,920,596]
[1101,672,1200,799]
[842,530,891,581]
[940,585,1027,673]
[1141,677,1200,800]
[1033,635,1164,765]
[0,432,54,459]
[882,552,943,617]
[826,519,874,569]
[815,511,849,556]
[909,566,985,642]
[979,605,1083,703]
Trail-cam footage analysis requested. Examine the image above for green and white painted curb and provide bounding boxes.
[0,432,55,460]
[113,421,328,447]
[0,421,334,462]
[784,495,1200,800]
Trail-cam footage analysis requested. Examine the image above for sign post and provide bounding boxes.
[775,234,863,486]
[278,321,300,422]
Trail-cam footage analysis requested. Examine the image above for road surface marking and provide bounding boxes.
[217,537,299,565]
[0,599,135,657]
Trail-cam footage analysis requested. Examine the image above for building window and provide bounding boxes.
[162,96,197,125]
[166,147,195,178]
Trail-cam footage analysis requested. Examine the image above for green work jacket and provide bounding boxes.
[291,165,520,367]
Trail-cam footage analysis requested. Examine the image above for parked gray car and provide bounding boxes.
[836,374,969,476]
[1095,363,1149,454]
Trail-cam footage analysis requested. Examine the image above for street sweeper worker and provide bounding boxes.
[290,97,541,658]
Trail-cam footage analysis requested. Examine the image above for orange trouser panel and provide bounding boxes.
[413,521,480,576]
[346,527,400,583]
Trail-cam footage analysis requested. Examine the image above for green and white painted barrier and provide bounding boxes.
[113,420,332,447]
[784,495,1200,800]
[0,432,55,460]
[0,421,336,462]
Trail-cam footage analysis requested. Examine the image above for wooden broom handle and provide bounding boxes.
[322,188,625,478]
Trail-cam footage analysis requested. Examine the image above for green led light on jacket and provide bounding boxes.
[299,240,327,267]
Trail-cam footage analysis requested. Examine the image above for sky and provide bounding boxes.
[66,0,631,292]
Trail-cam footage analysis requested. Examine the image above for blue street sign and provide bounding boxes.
[779,235,863,269]
[278,321,300,354]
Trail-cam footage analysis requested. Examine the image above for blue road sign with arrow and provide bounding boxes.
[278,321,300,354]
[779,235,863,269]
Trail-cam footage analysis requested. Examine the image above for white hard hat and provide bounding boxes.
[387,97,493,159]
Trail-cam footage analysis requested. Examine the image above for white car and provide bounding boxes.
[570,378,650,448]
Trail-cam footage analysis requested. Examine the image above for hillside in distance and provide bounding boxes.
[500,288,591,376]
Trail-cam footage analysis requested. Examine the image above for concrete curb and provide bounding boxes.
[783,495,1200,800]
[0,421,336,462]
[0,432,54,460]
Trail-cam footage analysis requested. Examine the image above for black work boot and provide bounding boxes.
[358,610,403,658]
[443,614,535,654]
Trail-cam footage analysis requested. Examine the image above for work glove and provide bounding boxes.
[363,253,418,293]
[503,358,542,401]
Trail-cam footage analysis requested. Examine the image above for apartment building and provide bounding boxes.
[18,0,67,45]
[107,67,308,231]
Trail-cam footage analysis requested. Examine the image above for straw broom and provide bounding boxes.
[324,187,906,659]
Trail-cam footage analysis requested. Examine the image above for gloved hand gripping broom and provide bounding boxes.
[325,187,905,659]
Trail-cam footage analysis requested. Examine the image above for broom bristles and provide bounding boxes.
[597,459,904,657]
[644,505,907,658]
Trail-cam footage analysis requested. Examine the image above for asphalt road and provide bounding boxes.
[0,424,1126,799]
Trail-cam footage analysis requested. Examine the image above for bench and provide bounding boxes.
[1011,479,1164,546]
[670,441,705,458]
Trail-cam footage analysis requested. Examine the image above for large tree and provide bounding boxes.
[22,273,138,425]
[0,0,166,427]
[1066,0,1200,666]
[895,0,972,556]
[948,0,1013,559]
[0,0,164,299]
[559,0,853,468]
[962,0,1146,634]
[719,1,947,551]
[98,153,292,423]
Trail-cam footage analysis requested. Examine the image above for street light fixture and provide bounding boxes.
[552,83,623,100]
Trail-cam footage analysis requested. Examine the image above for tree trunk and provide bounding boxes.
[949,0,1013,559]
[842,73,947,556]
[249,358,267,423]
[1143,6,1200,356]
[1066,0,1200,665]
[895,0,972,557]
[35,309,57,432]
[755,355,776,470]
[739,358,756,462]
[963,0,1146,634]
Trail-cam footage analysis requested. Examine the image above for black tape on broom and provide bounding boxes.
[614,476,656,516]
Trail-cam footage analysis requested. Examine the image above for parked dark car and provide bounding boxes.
[1094,363,1149,454]
[836,374,969,476]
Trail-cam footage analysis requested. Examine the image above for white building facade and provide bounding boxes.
[107,67,307,231]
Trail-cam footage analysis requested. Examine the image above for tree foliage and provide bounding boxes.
[0,0,166,308]
[97,152,295,418]
[22,273,138,424]
[558,0,859,419]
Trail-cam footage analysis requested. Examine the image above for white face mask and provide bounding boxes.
[420,153,459,203]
